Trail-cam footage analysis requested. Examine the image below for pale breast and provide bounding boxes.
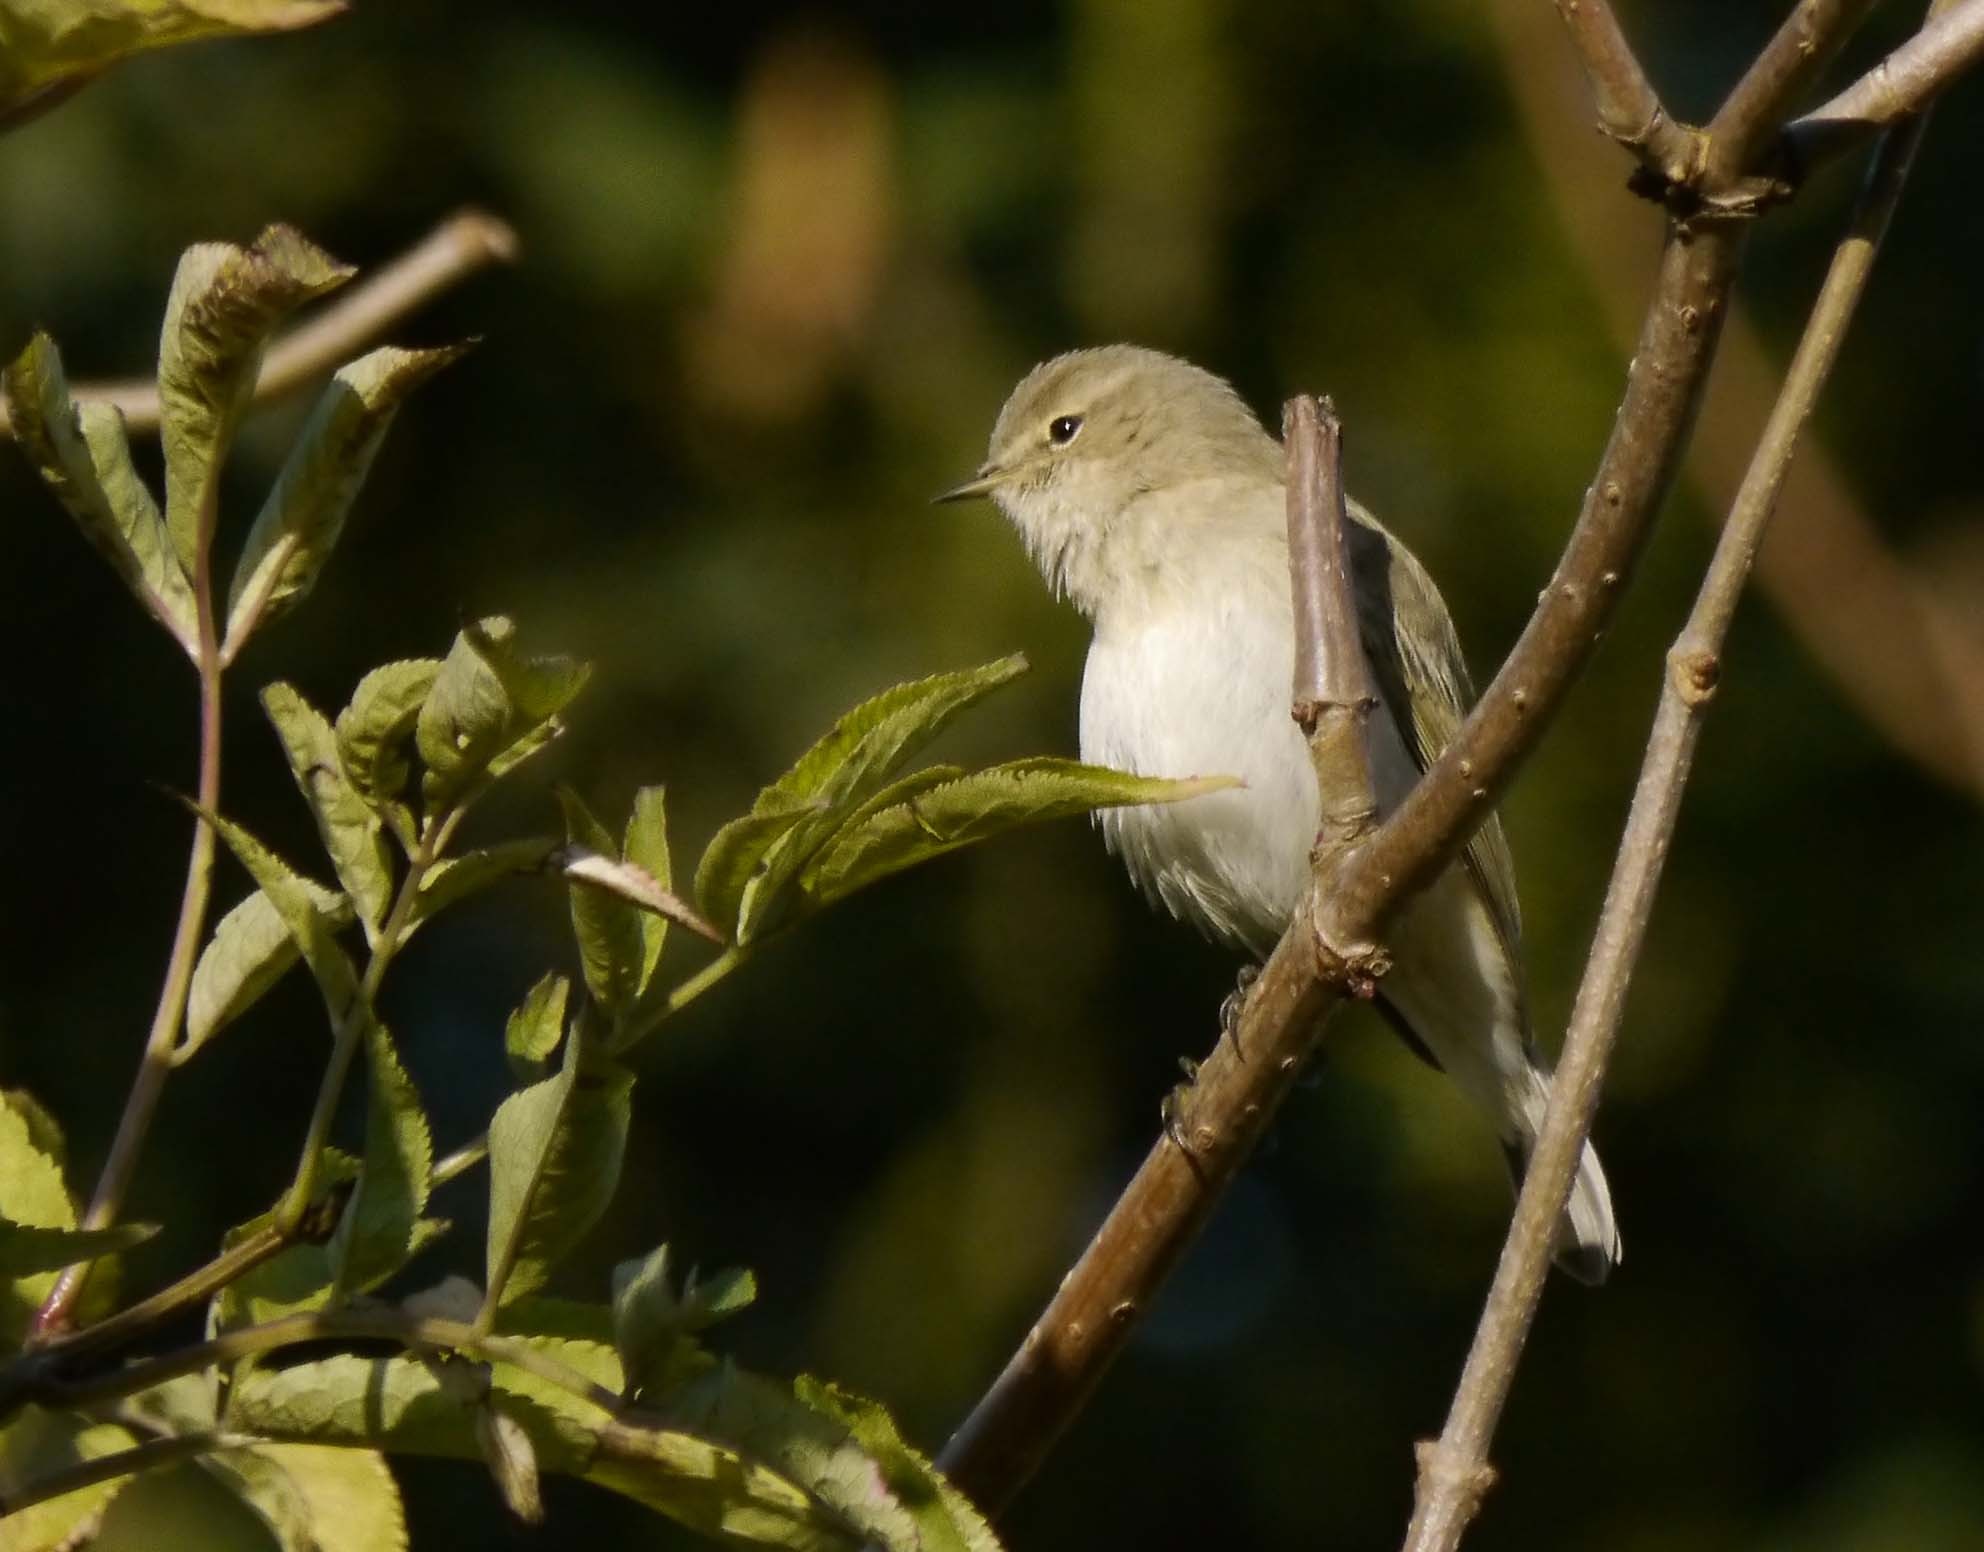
[1079,583,1319,955]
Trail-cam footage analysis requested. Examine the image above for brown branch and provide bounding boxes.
[1402,92,1934,1552]
[1785,0,1984,163]
[938,219,1745,1514]
[1327,225,1740,940]
[0,208,518,441]
[1704,0,1881,180]
[1284,395,1382,843]
[1548,0,1702,181]
[1486,0,1984,801]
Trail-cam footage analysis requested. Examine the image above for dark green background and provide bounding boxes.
[4,2,1982,1547]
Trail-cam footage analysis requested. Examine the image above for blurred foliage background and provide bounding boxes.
[3,1,1982,1547]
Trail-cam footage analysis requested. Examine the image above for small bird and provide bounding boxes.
[940,344,1620,1284]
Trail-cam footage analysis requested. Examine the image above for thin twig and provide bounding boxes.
[1324,225,1741,948]
[1283,395,1380,842]
[1400,70,1937,1552]
[34,1309,622,1419]
[0,1428,253,1517]
[0,209,518,441]
[1484,0,1984,802]
[1703,0,1881,180]
[1786,0,1984,163]
[1548,0,1701,180]
[33,458,229,1339]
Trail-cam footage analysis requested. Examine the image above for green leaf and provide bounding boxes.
[475,1404,543,1524]
[624,785,671,994]
[158,226,355,574]
[183,877,355,1058]
[730,656,1030,944]
[610,1245,755,1403]
[201,1443,407,1552]
[556,788,644,1018]
[0,1216,156,1277]
[227,1349,848,1550]
[692,804,820,938]
[262,683,394,932]
[504,971,569,1077]
[804,758,1239,907]
[482,1032,632,1316]
[196,807,361,1021]
[757,655,1029,814]
[334,658,440,846]
[224,344,467,657]
[327,1020,433,1297]
[407,837,557,936]
[663,1368,1003,1552]
[2,334,195,655]
[208,1149,360,1332]
[796,1379,1000,1552]
[415,618,589,814]
[0,1410,141,1552]
[2,1089,81,1345]
[0,0,345,125]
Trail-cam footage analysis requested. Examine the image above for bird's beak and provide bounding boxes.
[933,463,1005,504]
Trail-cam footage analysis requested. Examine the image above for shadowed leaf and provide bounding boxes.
[556,788,645,1018]
[327,1021,433,1296]
[482,1033,632,1316]
[504,972,569,1077]
[262,682,393,931]
[335,658,440,847]
[416,618,588,813]
[408,837,558,935]
[0,0,345,124]
[183,877,353,1057]
[0,1216,156,1277]
[225,344,467,657]
[2,334,195,654]
[158,226,354,573]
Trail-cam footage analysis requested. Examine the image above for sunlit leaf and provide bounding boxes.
[662,1367,1003,1552]
[262,682,393,932]
[182,877,353,1057]
[224,344,467,657]
[729,656,1030,944]
[327,1021,432,1297]
[2,1088,81,1345]
[204,1442,407,1552]
[503,972,568,1076]
[796,1378,999,1552]
[0,0,345,125]
[482,1032,632,1315]
[2,334,195,654]
[0,1410,139,1552]
[804,758,1238,907]
[756,655,1028,814]
[158,226,354,574]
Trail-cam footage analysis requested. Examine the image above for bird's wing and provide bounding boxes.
[1348,508,1526,961]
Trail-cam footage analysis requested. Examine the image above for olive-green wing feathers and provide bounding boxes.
[1347,506,1525,962]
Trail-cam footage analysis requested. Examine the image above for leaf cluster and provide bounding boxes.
[0,225,1229,1551]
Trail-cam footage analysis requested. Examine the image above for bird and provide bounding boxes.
[938,344,1620,1284]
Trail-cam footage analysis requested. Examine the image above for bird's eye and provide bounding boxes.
[1048,414,1084,446]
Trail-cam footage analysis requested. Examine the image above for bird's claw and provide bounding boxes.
[1219,964,1261,1055]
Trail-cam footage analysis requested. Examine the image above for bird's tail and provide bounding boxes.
[1505,1066,1622,1286]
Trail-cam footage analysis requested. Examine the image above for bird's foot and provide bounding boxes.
[1161,1056,1201,1156]
[1219,964,1261,1055]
